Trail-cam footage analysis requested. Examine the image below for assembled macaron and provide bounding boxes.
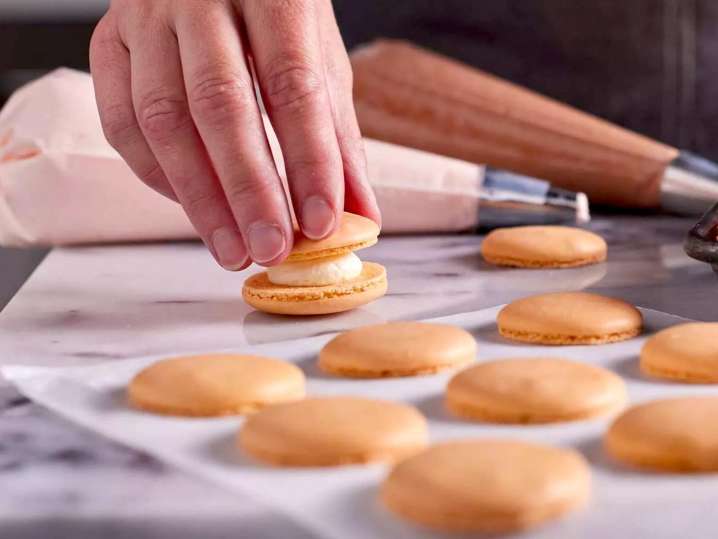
[242,212,387,315]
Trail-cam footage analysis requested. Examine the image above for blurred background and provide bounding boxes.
[0,0,708,307]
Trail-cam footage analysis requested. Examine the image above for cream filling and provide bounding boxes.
[267,252,363,286]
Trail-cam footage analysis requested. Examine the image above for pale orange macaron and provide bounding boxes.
[128,354,305,417]
[640,322,718,382]
[238,396,428,466]
[381,439,590,533]
[605,397,718,472]
[481,225,607,268]
[497,291,643,345]
[319,321,476,378]
[446,357,626,423]
[242,212,387,315]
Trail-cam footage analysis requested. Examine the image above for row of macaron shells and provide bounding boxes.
[128,289,718,533]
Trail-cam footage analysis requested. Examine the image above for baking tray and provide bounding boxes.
[5,305,718,539]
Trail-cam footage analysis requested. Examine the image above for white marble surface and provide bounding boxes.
[0,214,715,538]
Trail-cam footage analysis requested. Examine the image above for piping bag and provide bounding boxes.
[0,69,585,247]
[351,40,718,216]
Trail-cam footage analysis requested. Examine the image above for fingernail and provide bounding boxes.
[301,195,336,239]
[211,227,248,270]
[247,222,286,264]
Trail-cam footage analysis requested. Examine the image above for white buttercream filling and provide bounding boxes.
[267,252,363,286]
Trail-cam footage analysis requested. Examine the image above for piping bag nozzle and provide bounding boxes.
[478,167,590,229]
[662,151,718,215]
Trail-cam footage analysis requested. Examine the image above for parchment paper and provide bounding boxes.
[4,306,718,539]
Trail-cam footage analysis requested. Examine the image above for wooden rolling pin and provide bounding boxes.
[351,40,718,213]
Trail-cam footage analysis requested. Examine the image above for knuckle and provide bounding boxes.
[89,15,120,63]
[337,131,365,159]
[99,103,139,149]
[188,68,254,122]
[182,187,220,218]
[263,61,323,113]
[187,0,227,13]
[89,17,109,52]
[249,0,305,19]
[224,174,275,204]
[137,162,165,188]
[288,154,334,177]
[136,91,191,139]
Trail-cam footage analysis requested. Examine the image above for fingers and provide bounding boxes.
[239,0,344,240]
[317,0,381,226]
[124,15,249,270]
[89,14,177,201]
[92,0,374,273]
[175,2,293,265]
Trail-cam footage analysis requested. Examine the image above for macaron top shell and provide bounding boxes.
[288,212,380,261]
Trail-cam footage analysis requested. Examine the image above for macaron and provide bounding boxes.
[286,212,380,261]
[481,225,607,268]
[238,396,428,467]
[604,397,718,472]
[127,354,305,417]
[446,357,626,423]
[497,292,642,345]
[380,439,590,533]
[243,212,387,315]
[318,321,477,378]
[640,322,718,383]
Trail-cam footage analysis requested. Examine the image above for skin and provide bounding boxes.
[89,0,381,270]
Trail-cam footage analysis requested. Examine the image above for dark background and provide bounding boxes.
[0,0,711,306]
[2,1,709,151]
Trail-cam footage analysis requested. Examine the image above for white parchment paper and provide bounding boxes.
[5,306,718,539]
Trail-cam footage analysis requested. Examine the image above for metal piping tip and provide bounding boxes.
[662,151,718,215]
[544,186,591,224]
[576,192,591,223]
[479,168,591,228]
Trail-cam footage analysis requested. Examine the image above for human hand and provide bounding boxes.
[90,0,380,270]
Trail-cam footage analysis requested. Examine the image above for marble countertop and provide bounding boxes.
[0,214,715,538]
